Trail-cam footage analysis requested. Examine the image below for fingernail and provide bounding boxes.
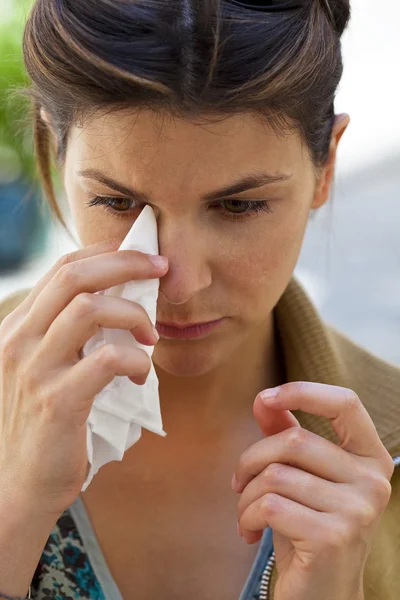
[231,473,239,491]
[237,522,242,537]
[152,326,160,342]
[260,387,281,404]
[148,255,168,269]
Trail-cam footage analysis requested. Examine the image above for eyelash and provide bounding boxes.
[86,196,274,221]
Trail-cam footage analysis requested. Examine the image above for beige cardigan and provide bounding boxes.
[1,278,400,599]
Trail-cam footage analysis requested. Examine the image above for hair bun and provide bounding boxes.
[321,0,351,36]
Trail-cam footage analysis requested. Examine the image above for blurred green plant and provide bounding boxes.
[0,1,37,184]
[0,1,64,266]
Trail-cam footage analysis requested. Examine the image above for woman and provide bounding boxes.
[0,0,399,599]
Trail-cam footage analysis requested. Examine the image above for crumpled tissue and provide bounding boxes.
[81,205,166,491]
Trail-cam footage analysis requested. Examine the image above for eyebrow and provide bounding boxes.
[77,168,292,202]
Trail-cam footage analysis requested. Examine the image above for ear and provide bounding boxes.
[311,113,350,210]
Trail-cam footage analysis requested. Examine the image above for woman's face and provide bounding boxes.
[62,109,347,378]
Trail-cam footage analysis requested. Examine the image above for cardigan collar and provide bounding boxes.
[274,278,400,460]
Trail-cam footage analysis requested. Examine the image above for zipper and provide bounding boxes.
[256,457,400,600]
[258,550,275,600]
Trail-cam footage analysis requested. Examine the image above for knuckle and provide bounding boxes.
[260,493,280,514]
[55,263,79,287]
[57,251,77,267]
[341,389,360,412]
[33,384,60,420]
[355,501,378,528]
[262,463,288,483]
[237,448,252,475]
[0,336,22,369]
[21,363,43,397]
[375,475,392,500]
[369,475,393,508]
[98,344,120,370]
[114,250,139,273]
[119,249,143,265]
[72,293,98,317]
[118,250,135,264]
[284,380,309,396]
[284,426,309,450]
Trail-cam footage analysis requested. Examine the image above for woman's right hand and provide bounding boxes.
[0,238,169,517]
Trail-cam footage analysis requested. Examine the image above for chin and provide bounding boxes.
[153,342,222,378]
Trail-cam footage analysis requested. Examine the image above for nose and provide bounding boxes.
[157,220,212,306]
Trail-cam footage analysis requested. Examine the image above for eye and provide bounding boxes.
[218,199,274,220]
[86,196,139,219]
[86,196,274,221]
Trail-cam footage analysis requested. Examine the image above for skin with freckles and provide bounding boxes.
[58,108,352,599]
[64,110,347,393]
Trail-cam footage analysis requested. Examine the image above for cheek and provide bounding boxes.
[79,217,130,247]
[65,181,131,247]
[222,216,306,280]
[218,208,310,308]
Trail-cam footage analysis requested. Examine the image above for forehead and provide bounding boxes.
[66,108,306,185]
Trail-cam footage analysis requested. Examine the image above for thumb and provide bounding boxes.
[253,392,301,437]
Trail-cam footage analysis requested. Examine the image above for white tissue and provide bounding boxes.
[81,205,166,491]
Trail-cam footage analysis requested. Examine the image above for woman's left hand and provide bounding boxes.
[232,382,395,600]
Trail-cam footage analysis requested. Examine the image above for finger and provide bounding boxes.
[238,529,263,545]
[0,239,123,339]
[47,345,152,422]
[15,238,122,312]
[239,493,331,546]
[34,295,159,370]
[234,427,358,493]
[259,382,386,460]
[253,393,301,437]
[24,250,168,336]
[237,463,342,522]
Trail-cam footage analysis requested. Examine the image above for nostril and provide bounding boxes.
[158,289,199,306]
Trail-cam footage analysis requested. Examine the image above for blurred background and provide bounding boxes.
[1,0,399,364]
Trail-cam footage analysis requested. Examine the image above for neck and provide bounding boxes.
[155,313,285,435]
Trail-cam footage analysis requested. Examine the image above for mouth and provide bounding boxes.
[155,318,225,339]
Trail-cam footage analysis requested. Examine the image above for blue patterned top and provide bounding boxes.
[31,510,106,600]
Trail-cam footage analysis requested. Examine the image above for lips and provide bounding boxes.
[156,320,219,329]
[155,318,225,339]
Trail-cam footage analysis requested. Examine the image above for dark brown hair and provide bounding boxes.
[19,0,350,231]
